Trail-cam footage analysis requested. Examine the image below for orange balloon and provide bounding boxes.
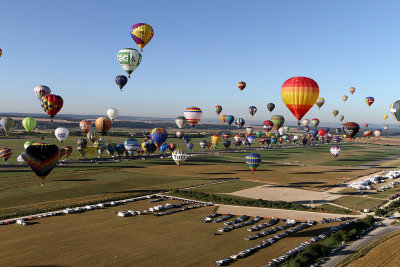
[95,117,112,135]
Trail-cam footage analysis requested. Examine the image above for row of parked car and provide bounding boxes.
[153,204,207,216]
[218,216,262,232]
[265,218,358,267]
[247,218,280,232]
[244,221,297,240]
[215,222,313,266]
[320,217,351,223]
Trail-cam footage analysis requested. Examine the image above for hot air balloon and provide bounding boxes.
[199,140,207,150]
[271,115,285,131]
[211,135,221,148]
[233,135,242,142]
[267,103,275,113]
[117,48,142,78]
[364,123,368,129]
[374,130,382,138]
[304,126,310,133]
[34,85,51,99]
[390,100,400,124]
[54,127,69,143]
[315,97,325,109]
[107,108,119,121]
[383,114,388,120]
[106,143,116,156]
[245,153,261,173]
[349,87,355,95]
[235,118,245,129]
[130,23,154,51]
[93,139,106,155]
[238,81,246,91]
[222,132,230,140]
[17,153,26,164]
[335,128,341,134]
[25,143,60,186]
[224,115,234,126]
[175,116,187,129]
[150,128,168,148]
[77,138,88,150]
[183,135,191,143]
[172,149,188,167]
[384,125,389,131]
[184,107,202,128]
[247,136,255,145]
[186,142,194,151]
[22,117,37,132]
[168,143,177,152]
[330,146,342,159]
[159,143,169,152]
[79,120,91,133]
[364,130,373,138]
[365,97,374,107]
[223,140,231,149]
[284,126,291,132]
[262,120,274,132]
[332,110,339,117]
[310,129,318,138]
[281,77,319,125]
[311,118,319,128]
[95,117,112,135]
[278,127,286,136]
[343,122,360,139]
[215,105,222,115]
[24,141,34,149]
[293,135,299,143]
[115,144,126,156]
[0,117,14,133]
[76,146,86,158]
[124,139,140,156]
[256,131,263,138]
[176,131,184,139]
[0,48,2,57]
[248,106,257,117]
[62,146,73,159]
[220,114,226,123]
[302,119,310,127]
[144,141,157,155]
[0,148,12,164]
[339,115,344,122]
[246,127,253,135]
[342,95,348,102]
[87,130,99,144]
[41,94,63,120]
[318,129,326,138]
[115,75,128,91]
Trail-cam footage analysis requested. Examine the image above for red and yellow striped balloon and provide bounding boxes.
[281,77,319,124]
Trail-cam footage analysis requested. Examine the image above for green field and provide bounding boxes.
[332,196,385,211]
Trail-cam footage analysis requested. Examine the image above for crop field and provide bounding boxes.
[1,137,400,219]
[0,198,346,267]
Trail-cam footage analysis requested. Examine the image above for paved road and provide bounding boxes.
[322,223,400,267]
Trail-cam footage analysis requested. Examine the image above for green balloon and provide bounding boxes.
[22,117,37,132]
[255,131,263,138]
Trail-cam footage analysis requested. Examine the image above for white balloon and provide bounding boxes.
[246,127,253,135]
[278,127,286,136]
[117,48,142,78]
[55,127,69,143]
[107,108,119,121]
[34,85,51,99]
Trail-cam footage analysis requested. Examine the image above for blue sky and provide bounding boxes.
[1,0,400,126]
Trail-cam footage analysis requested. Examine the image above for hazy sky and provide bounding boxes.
[1,0,400,126]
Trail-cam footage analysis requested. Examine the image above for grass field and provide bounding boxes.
[332,196,385,211]
[0,198,346,267]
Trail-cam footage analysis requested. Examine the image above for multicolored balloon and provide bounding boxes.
[0,148,12,164]
[215,105,222,115]
[172,149,188,167]
[330,146,342,158]
[390,100,400,124]
[262,120,274,132]
[332,110,339,117]
[87,130,99,144]
[117,48,142,78]
[364,97,374,107]
[311,118,320,128]
[124,139,140,156]
[150,128,168,148]
[238,81,246,91]
[271,115,285,131]
[219,114,226,123]
[34,85,51,99]
[245,153,262,173]
[184,107,202,128]
[248,106,257,117]
[374,130,382,138]
[130,23,154,51]
[343,122,360,139]
[235,118,245,129]
[364,130,373,138]
[41,94,63,120]
[281,77,319,125]
[349,87,355,95]
[302,119,310,127]
[79,120,92,133]
[115,75,128,91]
[24,143,60,186]
[342,95,348,102]
[186,142,194,151]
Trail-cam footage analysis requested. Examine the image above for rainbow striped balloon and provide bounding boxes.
[184,107,202,128]
[0,147,12,163]
[245,153,262,173]
[281,77,319,124]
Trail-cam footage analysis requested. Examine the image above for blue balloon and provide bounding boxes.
[159,143,169,152]
[304,126,310,132]
[183,135,191,143]
[247,136,255,145]
[225,115,235,126]
[323,127,330,133]
[115,75,128,90]
[106,144,115,156]
[186,142,194,151]
[124,139,139,156]
[115,144,125,156]
[310,129,318,138]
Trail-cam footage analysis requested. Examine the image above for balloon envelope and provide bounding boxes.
[41,94,63,119]
[184,107,202,128]
[343,122,360,139]
[124,139,140,156]
[117,48,142,78]
[238,81,246,91]
[95,117,112,135]
[22,117,37,132]
[215,105,222,115]
[130,23,154,51]
[330,145,342,158]
[365,97,374,107]
[225,115,235,126]
[0,117,14,133]
[34,85,51,99]
[245,153,262,173]
[271,115,285,131]
[150,128,168,148]
[115,75,128,90]
[25,143,60,183]
[315,97,325,109]
[172,149,188,166]
[54,127,69,143]
[267,103,275,113]
[79,120,92,133]
[175,116,187,129]
[107,108,119,121]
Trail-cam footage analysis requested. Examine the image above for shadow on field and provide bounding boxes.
[26,221,39,226]
[292,200,331,205]
[113,189,165,194]
[233,169,271,172]
[24,265,68,267]
[54,179,95,182]
[199,172,236,175]
[290,182,325,185]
